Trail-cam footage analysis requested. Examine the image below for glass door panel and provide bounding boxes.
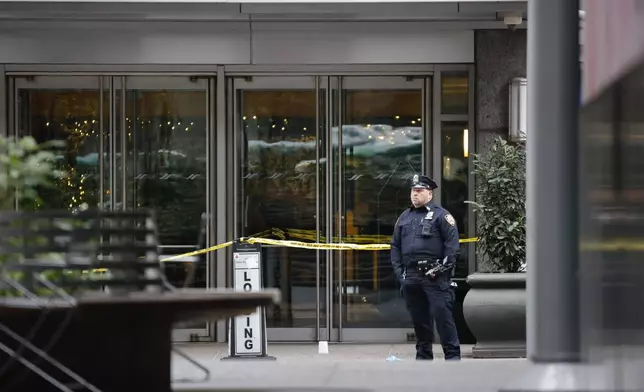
[12,75,212,341]
[331,76,429,341]
[119,76,211,339]
[233,76,327,341]
[440,121,470,279]
[120,77,209,249]
[13,76,106,211]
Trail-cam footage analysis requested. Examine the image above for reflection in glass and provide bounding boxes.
[339,86,423,328]
[17,84,101,211]
[238,83,327,328]
[441,73,469,115]
[124,88,207,246]
[15,78,210,307]
[441,122,469,278]
[123,85,208,299]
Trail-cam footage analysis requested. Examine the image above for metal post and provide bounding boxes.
[109,77,116,212]
[315,76,321,342]
[529,0,581,363]
[99,77,105,210]
[527,0,580,363]
[501,0,582,389]
[337,76,344,341]
[325,76,333,341]
[120,76,127,210]
[0,66,7,138]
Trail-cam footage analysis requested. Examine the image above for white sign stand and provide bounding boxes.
[222,240,275,361]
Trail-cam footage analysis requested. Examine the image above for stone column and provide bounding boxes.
[475,29,527,153]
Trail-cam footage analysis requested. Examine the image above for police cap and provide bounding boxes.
[410,174,438,190]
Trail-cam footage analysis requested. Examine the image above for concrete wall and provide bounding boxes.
[0,21,474,65]
[475,29,527,153]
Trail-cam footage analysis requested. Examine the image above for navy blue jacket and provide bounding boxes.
[390,202,460,283]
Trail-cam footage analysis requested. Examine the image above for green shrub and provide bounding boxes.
[0,136,64,210]
[466,136,526,273]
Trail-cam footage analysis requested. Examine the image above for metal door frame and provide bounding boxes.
[10,76,111,210]
[8,74,217,342]
[227,73,434,342]
[229,75,326,342]
[5,64,475,344]
[327,75,430,342]
[119,75,214,342]
[432,65,477,277]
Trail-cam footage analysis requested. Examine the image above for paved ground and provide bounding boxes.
[174,342,475,362]
[171,343,644,392]
[171,343,530,392]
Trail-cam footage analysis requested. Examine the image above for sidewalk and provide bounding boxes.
[171,343,644,392]
[171,343,527,392]
[174,342,476,362]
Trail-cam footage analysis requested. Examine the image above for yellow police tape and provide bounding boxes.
[160,234,479,261]
[82,236,644,276]
[85,229,480,273]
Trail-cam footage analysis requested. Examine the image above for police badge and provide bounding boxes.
[413,174,419,184]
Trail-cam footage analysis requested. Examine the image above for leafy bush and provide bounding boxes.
[0,136,63,210]
[0,136,68,296]
[466,136,526,273]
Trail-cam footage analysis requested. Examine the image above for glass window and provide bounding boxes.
[15,79,208,247]
[441,121,470,278]
[124,88,208,246]
[17,86,102,211]
[441,73,469,115]
[340,85,424,329]
[237,82,325,329]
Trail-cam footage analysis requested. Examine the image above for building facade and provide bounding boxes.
[0,1,527,344]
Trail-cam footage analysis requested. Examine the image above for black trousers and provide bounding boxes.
[401,280,461,360]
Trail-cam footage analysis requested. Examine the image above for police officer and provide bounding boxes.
[391,174,461,360]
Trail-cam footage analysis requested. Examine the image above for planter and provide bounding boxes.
[462,272,526,358]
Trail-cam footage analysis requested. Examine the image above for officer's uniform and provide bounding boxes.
[391,175,461,360]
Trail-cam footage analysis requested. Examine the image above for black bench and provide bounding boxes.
[0,210,279,392]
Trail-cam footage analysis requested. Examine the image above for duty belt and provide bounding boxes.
[408,259,439,267]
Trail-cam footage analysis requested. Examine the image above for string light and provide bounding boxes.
[56,118,96,210]
[42,112,421,209]
[47,114,192,211]
[242,115,421,135]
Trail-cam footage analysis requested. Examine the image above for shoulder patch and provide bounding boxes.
[445,214,456,227]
